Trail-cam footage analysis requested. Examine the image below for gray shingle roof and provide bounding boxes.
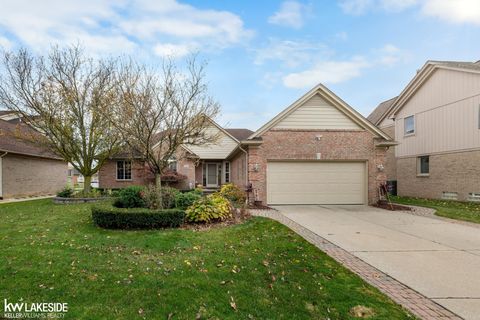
[224,128,254,141]
[0,120,62,160]
[367,96,397,126]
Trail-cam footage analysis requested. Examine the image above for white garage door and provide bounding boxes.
[267,161,366,205]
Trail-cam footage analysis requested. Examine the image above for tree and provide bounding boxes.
[0,46,123,193]
[110,57,220,208]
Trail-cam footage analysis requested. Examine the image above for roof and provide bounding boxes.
[0,120,62,160]
[0,110,14,116]
[224,128,254,141]
[367,96,397,126]
[388,59,480,119]
[248,83,392,141]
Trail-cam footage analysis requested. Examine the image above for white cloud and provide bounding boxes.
[268,1,308,29]
[376,43,411,66]
[0,0,252,56]
[254,39,331,67]
[0,36,13,50]
[422,0,480,25]
[154,43,194,58]
[339,0,480,24]
[282,57,370,88]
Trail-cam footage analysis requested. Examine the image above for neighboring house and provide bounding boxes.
[98,118,253,192]
[0,119,67,199]
[67,164,99,188]
[100,84,393,205]
[368,60,480,201]
[367,97,397,184]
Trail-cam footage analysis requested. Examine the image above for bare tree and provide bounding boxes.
[110,57,220,208]
[0,46,122,193]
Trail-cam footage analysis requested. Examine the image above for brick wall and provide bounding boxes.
[2,154,67,198]
[98,159,154,189]
[380,125,397,181]
[248,129,387,205]
[230,151,247,188]
[397,150,480,200]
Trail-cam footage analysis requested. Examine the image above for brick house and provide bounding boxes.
[98,118,253,192]
[0,119,67,199]
[100,84,393,205]
[368,60,480,201]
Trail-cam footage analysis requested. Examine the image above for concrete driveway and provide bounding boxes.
[274,205,480,320]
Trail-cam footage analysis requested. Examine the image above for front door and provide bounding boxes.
[206,163,218,188]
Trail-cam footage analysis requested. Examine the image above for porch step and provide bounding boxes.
[202,188,219,194]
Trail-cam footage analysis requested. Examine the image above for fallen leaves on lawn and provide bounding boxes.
[229,296,237,311]
[350,305,375,318]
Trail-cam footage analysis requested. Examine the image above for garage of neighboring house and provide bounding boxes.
[245,84,395,206]
[266,161,367,205]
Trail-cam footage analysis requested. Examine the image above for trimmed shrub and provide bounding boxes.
[92,203,185,229]
[185,193,232,223]
[175,191,202,210]
[219,183,246,207]
[113,186,145,208]
[160,186,180,209]
[57,187,73,198]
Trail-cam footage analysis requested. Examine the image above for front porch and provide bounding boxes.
[195,160,231,190]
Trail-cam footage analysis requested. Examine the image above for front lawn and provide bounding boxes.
[391,195,480,224]
[0,200,412,319]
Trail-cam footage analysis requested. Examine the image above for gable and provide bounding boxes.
[397,68,480,119]
[184,125,238,159]
[273,94,362,130]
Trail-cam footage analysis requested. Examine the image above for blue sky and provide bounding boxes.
[0,0,479,130]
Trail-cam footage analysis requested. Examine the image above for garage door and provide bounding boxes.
[267,161,366,205]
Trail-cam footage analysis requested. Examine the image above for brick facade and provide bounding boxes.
[2,154,67,198]
[247,129,387,205]
[397,150,480,201]
[380,125,397,181]
[230,151,247,188]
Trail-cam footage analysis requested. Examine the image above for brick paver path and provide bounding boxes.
[251,209,463,320]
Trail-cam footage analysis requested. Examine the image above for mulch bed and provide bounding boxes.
[181,207,251,231]
[373,202,411,211]
[247,203,275,210]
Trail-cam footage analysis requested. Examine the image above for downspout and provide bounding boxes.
[0,152,8,199]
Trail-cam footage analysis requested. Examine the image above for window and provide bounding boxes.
[116,160,132,180]
[417,156,429,175]
[442,191,458,200]
[202,163,207,186]
[167,157,177,172]
[224,162,230,183]
[404,115,415,135]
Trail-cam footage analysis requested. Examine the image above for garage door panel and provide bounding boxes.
[267,161,366,205]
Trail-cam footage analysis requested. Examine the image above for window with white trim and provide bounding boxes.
[116,160,132,180]
[167,157,177,172]
[417,156,429,175]
[224,162,230,183]
[404,115,415,135]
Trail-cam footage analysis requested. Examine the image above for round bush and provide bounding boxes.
[92,203,185,229]
[113,186,145,208]
[218,183,246,207]
[185,193,232,223]
[175,191,202,210]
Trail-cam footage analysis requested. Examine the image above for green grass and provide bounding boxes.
[0,200,413,319]
[391,195,480,224]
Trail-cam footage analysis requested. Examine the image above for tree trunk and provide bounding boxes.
[155,173,163,209]
[83,175,92,194]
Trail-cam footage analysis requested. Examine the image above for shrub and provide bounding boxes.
[74,188,102,198]
[160,186,180,209]
[175,191,202,209]
[185,193,232,223]
[57,187,73,198]
[219,183,246,207]
[113,186,145,208]
[92,203,184,229]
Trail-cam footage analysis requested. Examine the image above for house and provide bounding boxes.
[98,119,254,192]
[100,84,393,205]
[368,60,480,201]
[0,119,67,199]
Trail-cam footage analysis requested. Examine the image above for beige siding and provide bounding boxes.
[396,68,480,157]
[266,161,366,205]
[273,94,362,130]
[185,125,238,159]
[2,154,67,198]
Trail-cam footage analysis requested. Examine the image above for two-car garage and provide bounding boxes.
[266,161,367,205]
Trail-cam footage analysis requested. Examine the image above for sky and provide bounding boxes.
[0,0,479,130]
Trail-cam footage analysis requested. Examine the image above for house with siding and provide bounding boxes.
[368,60,480,201]
[100,84,394,205]
[0,119,67,199]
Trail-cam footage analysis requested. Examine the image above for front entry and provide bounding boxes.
[206,163,219,188]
